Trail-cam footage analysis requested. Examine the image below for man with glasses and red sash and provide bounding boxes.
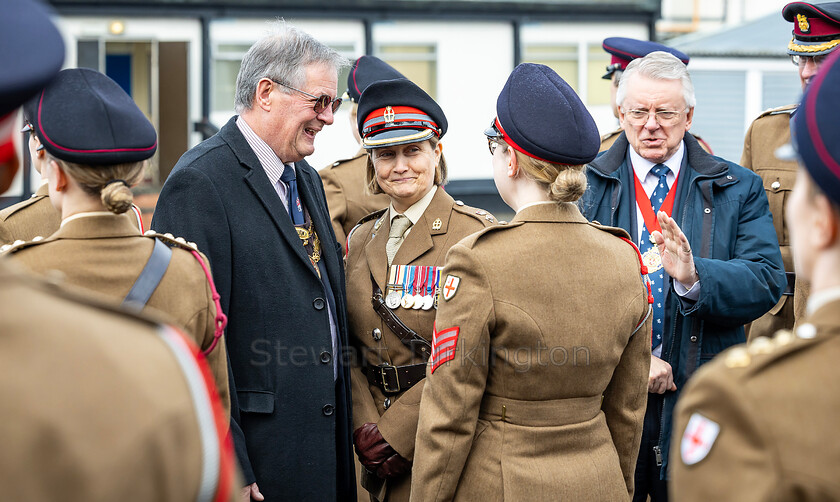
[579,51,785,502]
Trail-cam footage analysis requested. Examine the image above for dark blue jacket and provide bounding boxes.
[579,132,785,478]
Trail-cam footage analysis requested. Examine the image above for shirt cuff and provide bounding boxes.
[675,279,700,301]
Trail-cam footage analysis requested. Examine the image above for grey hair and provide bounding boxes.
[234,21,349,113]
[616,51,696,111]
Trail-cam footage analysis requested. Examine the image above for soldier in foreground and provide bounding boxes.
[671,47,840,502]
[0,1,237,500]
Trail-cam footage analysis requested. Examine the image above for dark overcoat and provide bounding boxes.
[152,116,355,501]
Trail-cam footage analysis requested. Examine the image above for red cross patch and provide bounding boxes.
[430,324,459,374]
[442,274,460,301]
[680,412,720,465]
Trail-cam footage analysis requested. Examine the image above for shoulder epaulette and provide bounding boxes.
[600,127,621,142]
[452,201,497,225]
[142,230,201,253]
[323,151,366,170]
[757,104,797,119]
[458,219,522,249]
[346,208,388,255]
[717,325,819,374]
[0,194,47,221]
[0,235,48,254]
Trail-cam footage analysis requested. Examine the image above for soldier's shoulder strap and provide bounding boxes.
[757,103,798,119]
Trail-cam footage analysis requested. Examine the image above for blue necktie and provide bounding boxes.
[639,164,671,350]
[280,166,305,225]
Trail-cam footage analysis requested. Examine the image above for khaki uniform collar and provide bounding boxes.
[389,185,438,226]
[513,201,588,224]
[57,212,141,238]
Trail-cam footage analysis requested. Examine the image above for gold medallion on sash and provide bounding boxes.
[642,246,663,273]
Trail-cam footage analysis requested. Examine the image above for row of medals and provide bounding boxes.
[384,264,440,311]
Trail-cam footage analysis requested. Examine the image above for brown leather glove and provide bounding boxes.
[353,422,411,479]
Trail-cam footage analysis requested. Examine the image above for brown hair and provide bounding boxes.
[365,137,448,195]
[50,156,146,214]
[511,149,587,203]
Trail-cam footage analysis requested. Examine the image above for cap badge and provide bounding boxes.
[680,413,720,466]
[432,218,442,230]
[798,14,810,33]
[384,106,395,125]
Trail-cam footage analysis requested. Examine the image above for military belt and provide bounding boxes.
[479,394,602,427]
[364,363,428,395]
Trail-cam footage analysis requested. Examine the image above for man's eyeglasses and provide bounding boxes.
[270,79,342,114]
[622,108,686,126]
[790,54,828,68]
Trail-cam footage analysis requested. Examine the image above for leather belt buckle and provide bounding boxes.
[378,364,401,393]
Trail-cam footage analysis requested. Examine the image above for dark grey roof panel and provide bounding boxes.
[668,11,792,58]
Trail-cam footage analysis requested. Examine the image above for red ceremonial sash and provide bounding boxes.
[633,167,680,239]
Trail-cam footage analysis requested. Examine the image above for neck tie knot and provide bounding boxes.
[651,163,670,180]
[386,215,412,266]
[280,166,296,184]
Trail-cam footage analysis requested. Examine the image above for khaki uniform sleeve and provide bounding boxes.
[320,168,349,250]
[601,287,651,498]
[184,252,231,418]
[410,243,494,502]
[670,364,776,502]
[350,365,380,431]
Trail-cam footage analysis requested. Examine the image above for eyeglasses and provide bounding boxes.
[270,79,342,114]
[623,108,686,126]
[790,54,829,68]
[20,121,34,134]
[487,137,504,155]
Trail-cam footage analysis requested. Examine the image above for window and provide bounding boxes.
[212,43,356,113]
[523,44,578,91]
[586,44,611,106]
[375,44,437,99]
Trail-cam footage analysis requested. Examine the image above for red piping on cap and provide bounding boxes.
[37,91,157,155]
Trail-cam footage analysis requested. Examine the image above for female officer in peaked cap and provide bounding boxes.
[411,63,652,501]
[1,68,231,416]
[345,77,495,502]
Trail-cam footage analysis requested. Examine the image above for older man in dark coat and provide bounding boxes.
[152,23,354,502]
[579,51,785,501]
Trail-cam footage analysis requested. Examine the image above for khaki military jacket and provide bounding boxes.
[741,104,808,338]
[3,213,230,416]
[670,296,840,501]
[346,188,494,501]
[600,128,713,154]
[320,148,390,251]
[0,257,238,501]
[411,202,651,502]
[0,183,60,245]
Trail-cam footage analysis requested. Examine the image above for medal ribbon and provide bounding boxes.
[412,266,422,295]
[633,168,680,239]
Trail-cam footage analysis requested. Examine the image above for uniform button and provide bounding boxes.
[313,298,326,310]
[726,175,733,180]
[704,208,711,214]
[322,404,334,416]
[320,351,332,364]
[383,398,391,410]
[771,181,781,191]
[690,335,698,342]
[372,328,382,341]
